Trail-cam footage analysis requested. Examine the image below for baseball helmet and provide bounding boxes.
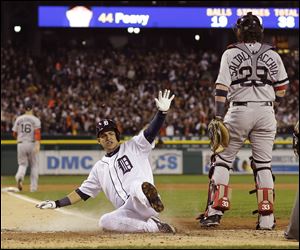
[234,12,263,42]
[96,119,120,141]
[24,100,33,111]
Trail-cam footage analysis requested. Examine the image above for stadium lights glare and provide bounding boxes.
[127,27,134,33]
[14,26,21,32]
[195,34,200,41]
[133,28,140,34]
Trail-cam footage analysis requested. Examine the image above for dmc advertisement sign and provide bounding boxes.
[39,150,105,175]
[202,149,299,174]
[39,150,183,175]
[149,150,183,174]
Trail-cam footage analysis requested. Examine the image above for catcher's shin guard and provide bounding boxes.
[254,188,274,215]
[211,183,232,211]
[249,156,275,215]
[198,156,232,219]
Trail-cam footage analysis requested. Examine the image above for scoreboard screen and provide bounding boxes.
[38,6,299,29]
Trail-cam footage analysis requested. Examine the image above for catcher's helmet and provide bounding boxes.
[234,12,263,42]
[96,119,120,141]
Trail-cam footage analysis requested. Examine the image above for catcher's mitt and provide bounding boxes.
[208,118,230,154]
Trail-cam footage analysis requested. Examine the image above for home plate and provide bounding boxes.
[1,187,20,192]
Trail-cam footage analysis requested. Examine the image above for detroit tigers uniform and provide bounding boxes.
[79,130,161,232]
[208,42,289,228]
[13,113,41,192]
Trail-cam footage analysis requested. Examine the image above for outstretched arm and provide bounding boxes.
[36,189,90,209]
[144,89,175,144]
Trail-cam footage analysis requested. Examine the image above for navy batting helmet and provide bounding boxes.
[24,100,33,111]
[96,119,120,141]
[234,12,263,42]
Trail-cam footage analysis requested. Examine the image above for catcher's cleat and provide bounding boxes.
[256,215,276,230]
[142,182,164,212]
[256,224,276,230]
[17,179,23,191]
[199,214,222,227]
[151,217,176,234]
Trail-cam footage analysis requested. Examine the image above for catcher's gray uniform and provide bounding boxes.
[207,42,289,229]
[12,113,41,192]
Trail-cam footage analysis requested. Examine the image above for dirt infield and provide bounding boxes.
[1,191,298,249]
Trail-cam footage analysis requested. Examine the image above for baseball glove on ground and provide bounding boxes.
[208,118,230,154]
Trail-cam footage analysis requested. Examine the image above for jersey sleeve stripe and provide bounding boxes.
[273,78,289,86]
[274,84,288,91]
[34,129,41,141]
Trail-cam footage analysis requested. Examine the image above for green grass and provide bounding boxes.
[2,174,298,185]
[1,174,298,219]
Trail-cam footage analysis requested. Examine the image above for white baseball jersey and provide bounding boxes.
[79,131,154,208]
[216,42,289,101]
[12,114,41,142]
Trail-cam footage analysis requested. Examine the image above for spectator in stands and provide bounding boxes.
[1,45,298,137]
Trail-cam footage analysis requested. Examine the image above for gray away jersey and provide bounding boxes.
[12,114,41,142]
[216,42,289,102]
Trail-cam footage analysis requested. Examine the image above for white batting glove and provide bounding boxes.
[35,200,57,209]
[155,89,175,113]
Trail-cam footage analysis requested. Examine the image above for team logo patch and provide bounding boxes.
[117,155,133,174]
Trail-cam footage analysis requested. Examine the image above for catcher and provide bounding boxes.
[197,12,289,230]
[284,120,299,241]
[36,89,176,234]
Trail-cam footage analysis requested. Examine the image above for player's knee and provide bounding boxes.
[256,169,274,188]
[209,154,232,183]
[250,158,274,185]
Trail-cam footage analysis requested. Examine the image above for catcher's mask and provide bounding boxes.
[234,12,263,42]
[96,119,120,141]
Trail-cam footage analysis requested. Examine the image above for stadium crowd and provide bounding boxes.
[1,44,299,137]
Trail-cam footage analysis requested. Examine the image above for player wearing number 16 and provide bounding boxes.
[12,100,41,192]
[197,12,289,230]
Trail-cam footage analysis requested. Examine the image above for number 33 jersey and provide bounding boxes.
[216,42,289,102]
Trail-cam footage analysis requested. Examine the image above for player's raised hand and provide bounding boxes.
[155,89,175,113]
[35,200,57,209]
